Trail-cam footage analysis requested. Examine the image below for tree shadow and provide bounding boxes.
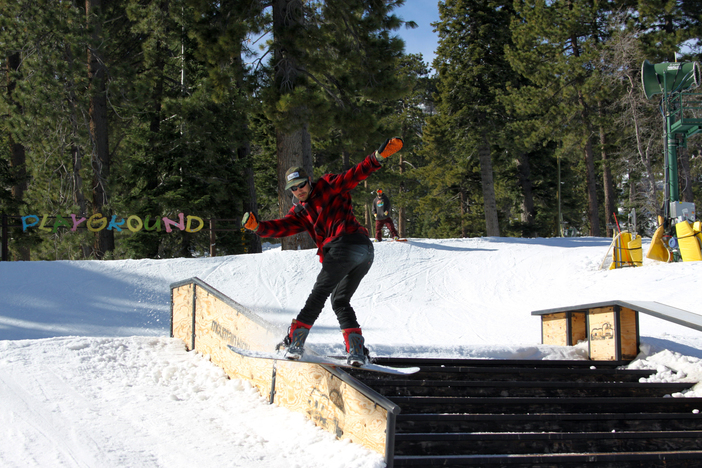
[0,261,168,341]
[640,336,702,360]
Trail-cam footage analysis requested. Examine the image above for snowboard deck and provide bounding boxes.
[227,345,419,375]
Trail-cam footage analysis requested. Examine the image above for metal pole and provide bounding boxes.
[662,74,680,224]
[209,219,216,257]
[557,154,563,237]
[667,130,679,203]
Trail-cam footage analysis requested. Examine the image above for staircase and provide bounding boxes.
[346,358,702,467]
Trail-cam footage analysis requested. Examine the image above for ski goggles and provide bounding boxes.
[290,180,308,192]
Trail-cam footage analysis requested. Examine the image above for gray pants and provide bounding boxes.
[296,239,374,329]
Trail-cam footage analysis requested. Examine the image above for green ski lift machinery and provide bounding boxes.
[641,60,702,228]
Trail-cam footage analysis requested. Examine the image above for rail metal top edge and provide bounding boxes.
[531,300,702,332]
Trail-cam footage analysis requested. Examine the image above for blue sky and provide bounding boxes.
[393,0,441,71]
[246,2,441,72]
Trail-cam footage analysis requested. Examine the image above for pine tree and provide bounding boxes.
[0,0,261,259]
[428,0,518,237]
[634,0,702,62]
[375,53,435,238]
[260,0,410,250]
[115,0,258,258]
[86,0,115,258]
[506,0,619,236]
[0,0,96,259]
[1,1,33,259]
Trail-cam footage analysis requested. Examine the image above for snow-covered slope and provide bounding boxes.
[2,237,702,467]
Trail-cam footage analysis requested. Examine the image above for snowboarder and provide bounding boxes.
[241,137,404,366]
[372,188,400,242]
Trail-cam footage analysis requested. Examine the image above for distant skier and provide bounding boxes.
[241,138,404,366]
[372,188,400,242]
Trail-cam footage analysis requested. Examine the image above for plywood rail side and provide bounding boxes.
[170,277,400,467]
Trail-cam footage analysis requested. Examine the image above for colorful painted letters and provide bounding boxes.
[21,213,205,234]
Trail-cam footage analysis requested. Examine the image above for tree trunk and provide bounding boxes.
[584,136,600,236]
[276,127,315,251]
[679,147,694,203]
[8,54,26,204]
[7,51,30,260]
[398,152,405,237]
[364,180,373,234]
[233,52,261,255]
[63,43,91,258]
[239,142,261,254]
[577,90,600,236]
[460,189,466,238]
[342,149,350,171]
[478,134,500,237]
[515,151,535,236]
[599,104,615,237]
[87,0,114,258]
[623,60,662,220]
[272,0,314,251]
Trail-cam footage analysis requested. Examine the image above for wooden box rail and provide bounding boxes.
[532,300,702,362]
[533,302,639,361]
[170,277,399,466]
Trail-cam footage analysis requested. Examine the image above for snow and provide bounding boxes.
[1,236,702,467]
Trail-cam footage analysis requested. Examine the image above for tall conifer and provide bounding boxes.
[428,0,516,237]
[506,0,616,236]
[261,0,409,250]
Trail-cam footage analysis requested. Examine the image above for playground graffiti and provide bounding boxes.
[21,213,205,234]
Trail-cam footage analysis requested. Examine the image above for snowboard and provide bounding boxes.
[227,345,419,375]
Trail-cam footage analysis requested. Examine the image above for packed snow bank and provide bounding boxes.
[0,336,385,468]
[2,237,702,467]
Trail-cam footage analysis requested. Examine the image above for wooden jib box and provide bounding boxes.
[533,302,640,362]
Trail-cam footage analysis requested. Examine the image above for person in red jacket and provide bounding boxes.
[241,137,403,366]
[372,188,400,241]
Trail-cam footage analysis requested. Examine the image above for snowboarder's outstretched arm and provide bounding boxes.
[315,137,404,195]
[242,208,308,238]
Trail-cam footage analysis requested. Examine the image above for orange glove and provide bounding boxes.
[241,212,259,231]
[374,137,403,163]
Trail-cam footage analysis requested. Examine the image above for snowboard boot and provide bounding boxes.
[343,328,368,367]
[283,319,311,360]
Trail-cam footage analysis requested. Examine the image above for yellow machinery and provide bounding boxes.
[674,220,702,262]
[646,225,672,263]
[646,214,702,263]
[607,231,643,269]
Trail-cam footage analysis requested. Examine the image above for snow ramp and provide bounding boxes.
[170,277,400,465]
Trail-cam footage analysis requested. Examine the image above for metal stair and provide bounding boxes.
[346,358,702,467]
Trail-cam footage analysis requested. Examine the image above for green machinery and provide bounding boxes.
[641,60,701,225]
[641,60,702,261]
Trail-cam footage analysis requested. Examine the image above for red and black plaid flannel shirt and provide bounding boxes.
[256,153,380,262]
